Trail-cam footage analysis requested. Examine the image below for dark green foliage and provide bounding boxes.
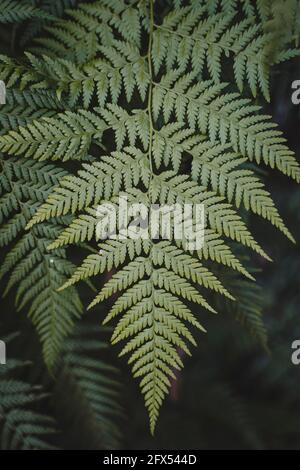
[0,319,124,450]
[0,1,52,24]
[0,335,57,450]
[0,156,83,370]
[53,324,123,449]
[0,0,299,444]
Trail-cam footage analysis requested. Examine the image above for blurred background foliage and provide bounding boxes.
[1,0,300,450]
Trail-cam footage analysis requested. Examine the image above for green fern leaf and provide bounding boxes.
[0,156,82,369]
[1,0,299,433]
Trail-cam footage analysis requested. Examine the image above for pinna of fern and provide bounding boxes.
[0,0,299,433]
[53,322,124,450]
[0,320,124,450]
[0,77,83,371]
[0,155,83,371]
[0,332,58,450]
[0,0,53,24]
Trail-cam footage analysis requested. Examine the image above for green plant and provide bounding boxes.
[53,323,123,449]
[0,321,124,450]
[0,0,299,436]
[0,0,52,24]
[0,334,58,450]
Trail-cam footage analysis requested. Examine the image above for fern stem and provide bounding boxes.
[147,1,160,434]
[147,0,154,178]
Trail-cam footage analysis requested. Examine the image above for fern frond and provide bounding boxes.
[0,88,65,131]
[25,45,149,108]
[152,5,300,100]
[54,322,123,449]
[0,105,151,161]
[228,278,268,350]
[31,1,144,63]
[153,74,300,182]
[0,348,57,450]
[191,141,295,241]
[2,0,298,433]
[0,110,105,161]
[0,0,52,24]
[0,157,82,369]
